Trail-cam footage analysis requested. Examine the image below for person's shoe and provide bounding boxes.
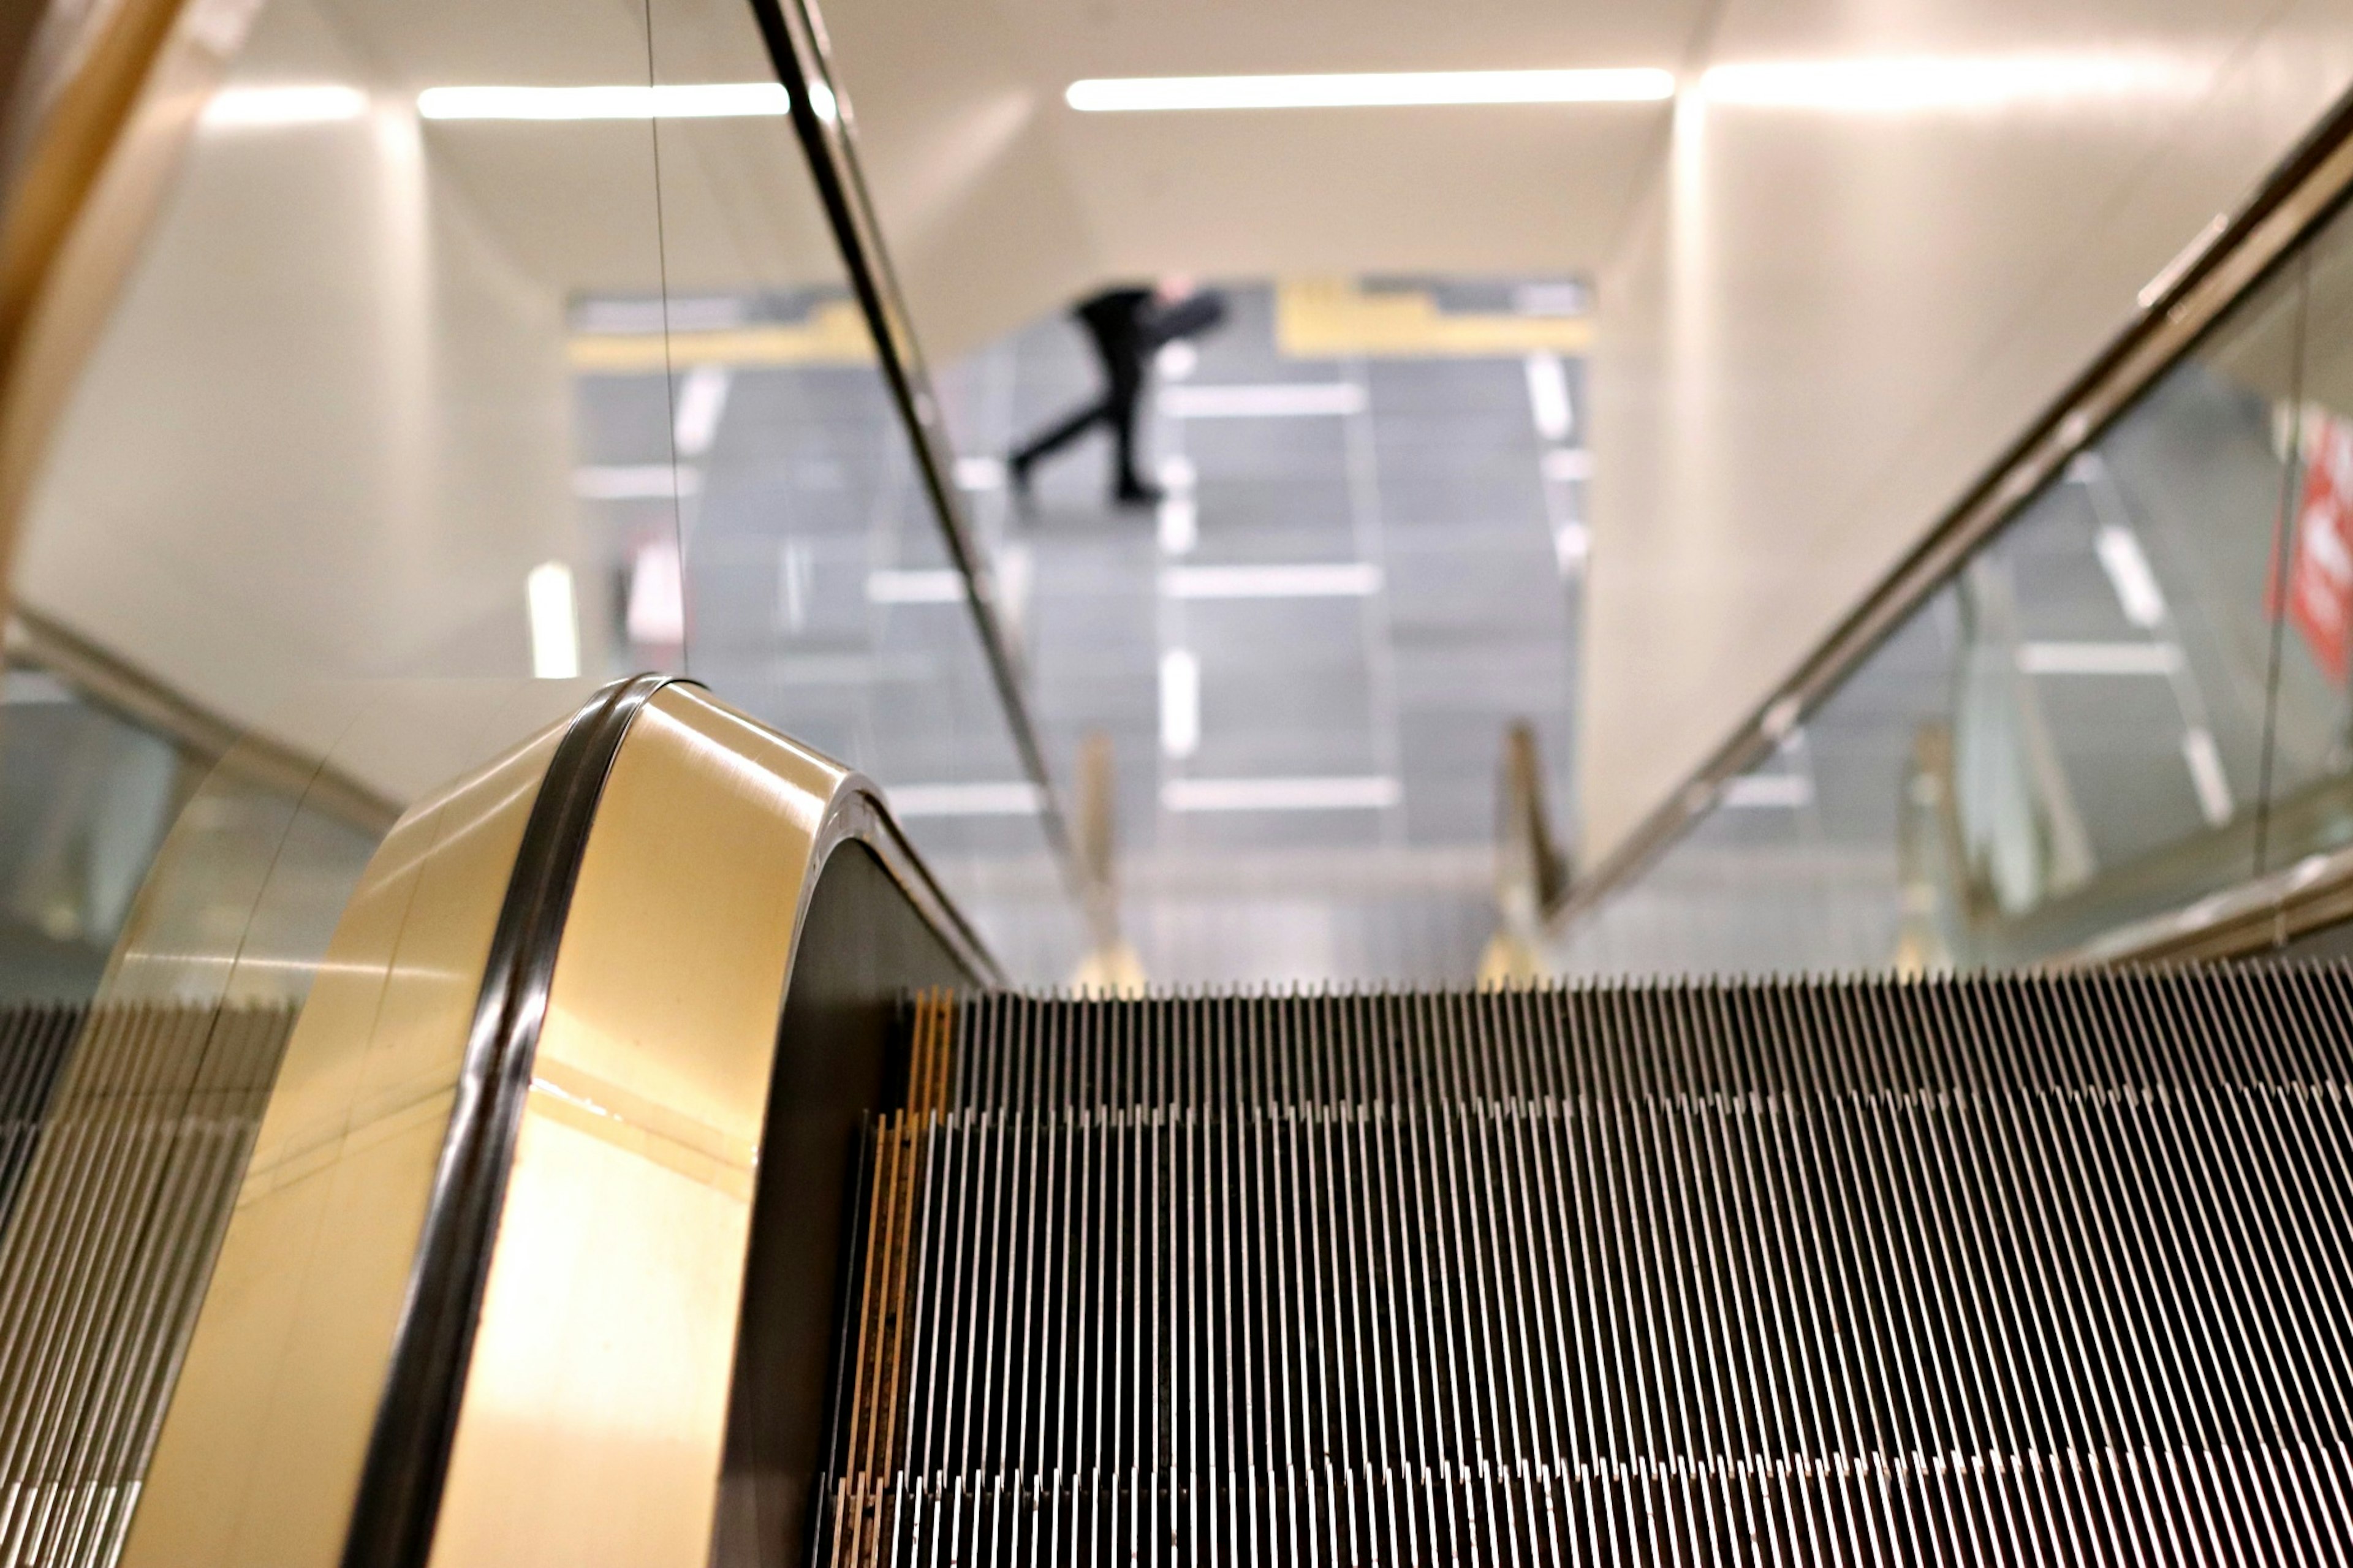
[1114,479,1164,509]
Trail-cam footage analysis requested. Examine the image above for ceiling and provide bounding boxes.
[816,0,1714,357]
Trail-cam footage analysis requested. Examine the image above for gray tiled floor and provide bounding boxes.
[938,282,1584,980]
[574,280,1586,985]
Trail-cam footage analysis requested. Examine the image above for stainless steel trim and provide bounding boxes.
[2061,841,2353,966]
[1556,82,2353,938]
[5,606,401,834]
[118,676,998,1568]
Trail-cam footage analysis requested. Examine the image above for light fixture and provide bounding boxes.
[1064,69,1675,113]
[526,562,580,680]
[200,84,368,128]
[417,83,791,121]
[1698,55,2189,112]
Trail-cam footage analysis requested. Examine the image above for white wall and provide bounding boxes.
[13,0,632,800]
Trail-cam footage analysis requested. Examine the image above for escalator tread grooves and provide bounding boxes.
[0,1000,297,1568]
[822,968,2353,1565]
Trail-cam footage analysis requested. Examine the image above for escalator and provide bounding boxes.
[8,677,2353,1567]
[825,979,2353,1566]
[14,0,2353,1561]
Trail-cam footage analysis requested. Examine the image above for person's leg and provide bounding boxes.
[1009,396,1112,490]
[1107,370,1159,506]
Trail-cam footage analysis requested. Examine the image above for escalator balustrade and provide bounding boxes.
[7,683,2353,1568]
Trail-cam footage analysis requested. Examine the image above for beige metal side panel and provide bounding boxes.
[426,685,847,1568]
[118,723,563,1568]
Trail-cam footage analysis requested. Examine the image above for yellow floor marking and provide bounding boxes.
[1276,276,1591,360]
[569,297,874,372]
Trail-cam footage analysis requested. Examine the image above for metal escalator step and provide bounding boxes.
[0,1000,295,1568]
[824,971,2353,1564]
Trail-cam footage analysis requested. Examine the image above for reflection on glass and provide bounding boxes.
[623,0,1083,979]
[2262,202,2353,867]
[0,668,188,1000]
[5,0,1084,991]
[1564,196,2353,974]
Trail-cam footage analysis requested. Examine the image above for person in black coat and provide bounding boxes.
[1009,279,1227,507]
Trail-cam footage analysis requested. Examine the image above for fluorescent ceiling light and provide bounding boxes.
[1699,55,2189,111]
[1066,69,1674,112]
[201,85,368,127]
[418,83,790,121]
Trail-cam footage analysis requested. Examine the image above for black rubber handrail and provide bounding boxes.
[743,0,1084,909]
[338,673,670,1568]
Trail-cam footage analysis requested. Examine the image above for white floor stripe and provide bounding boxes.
[1722,773,1812,809]
[1541,447,1593,482]
[1158,496,1199,556]
[1162,775,1401,812]
[888,781,1045,817]
[672,365,732,457]
[2093,525,2168,629]
[867,569,965,604]
[2017,641,2181,675]
[1159,650,1200,759]
[955,454,1007,491]
[1525,352,1574,442]
[2181,727,2234,826]
[626,539,684,643]
[575,463,699,499]
[1553,523,1590,577]
[1165,562,1380,599]
[1160,383,1366,419]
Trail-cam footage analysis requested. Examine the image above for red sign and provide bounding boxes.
[2282,407,2353,685]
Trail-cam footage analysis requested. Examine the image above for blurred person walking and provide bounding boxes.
[1010,279,1226,509]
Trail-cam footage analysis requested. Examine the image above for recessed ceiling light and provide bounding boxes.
[1699,55,2193,111]
[417,83,792,121]
[1064,69,1675,113]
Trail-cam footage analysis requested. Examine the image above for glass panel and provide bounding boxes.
[630,0,1085,979]
[0,667,192,1001]
[4,0,1086,992]
[1930,256,2299,942]
[7,0,683,998]
[1557,586,1961,975]
[2265,200,2353,867]
[1562,213,2319,975]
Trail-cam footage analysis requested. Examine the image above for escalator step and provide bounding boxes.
[0,1001,295,1568]
[825,971,2353,1564]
